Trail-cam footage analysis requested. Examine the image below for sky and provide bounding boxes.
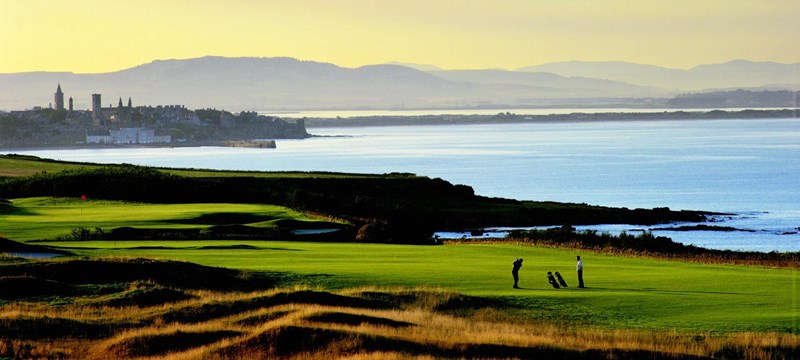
[1,0,798,73]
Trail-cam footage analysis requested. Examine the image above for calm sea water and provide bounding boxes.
[264,107,777,118]
[7,118,800,252]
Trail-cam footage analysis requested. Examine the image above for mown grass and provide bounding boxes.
[32,240,799,334]
[1,277,798,360]
[3,156,798,358]
[0,155,101,177]
[0,154,401,180]
[1,197,340,241]
[3,195,797,334]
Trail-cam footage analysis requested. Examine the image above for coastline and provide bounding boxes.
[303,108,799,128]
[0,139,283,153]
[2,109,797,151]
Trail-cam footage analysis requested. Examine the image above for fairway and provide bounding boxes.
[0,156,100,177]
[3,196,799,335]
[1,197,341,241]
[40,239,800,334]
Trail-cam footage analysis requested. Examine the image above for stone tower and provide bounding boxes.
[68,97,73,111]
[92,94,102,125]
[54,84,65,111]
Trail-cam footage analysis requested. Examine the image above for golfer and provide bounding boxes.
[512,258,523,289]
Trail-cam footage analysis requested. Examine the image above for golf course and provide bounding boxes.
[1,155,798,359]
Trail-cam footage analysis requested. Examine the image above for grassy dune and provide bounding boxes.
[1,156,798,358]
[40,240,799,334]
[1,258,797,360]
[2,196,798,335]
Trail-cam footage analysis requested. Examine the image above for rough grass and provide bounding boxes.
[102,329,243,358]
[3,283,798,360]
[0,257,279,291]
[44,240,799,334]
[1,256,797,359]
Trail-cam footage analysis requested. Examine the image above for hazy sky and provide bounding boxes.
[1,0,798,73]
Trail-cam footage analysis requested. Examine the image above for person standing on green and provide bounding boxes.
[576,255,585,288]
[512,258,523,289]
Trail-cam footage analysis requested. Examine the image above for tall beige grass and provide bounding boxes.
[2,286,797,359]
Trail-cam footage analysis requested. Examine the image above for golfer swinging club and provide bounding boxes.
[512,258,523,289]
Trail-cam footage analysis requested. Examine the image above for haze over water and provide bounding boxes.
[10,117,799,252]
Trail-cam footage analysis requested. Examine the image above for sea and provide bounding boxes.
[6,116,799,252]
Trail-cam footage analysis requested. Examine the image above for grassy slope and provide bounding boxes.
[0,154,391,179]
[1,197,334,241]
[2,195,797,334]
[1,155,713,235]
[1,156,796,337]
[8,267,771,360]
[0,155,100,177]
[39,240,800,334]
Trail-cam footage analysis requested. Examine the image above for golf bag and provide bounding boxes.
[555,271,568,287]
[547,272,560,288]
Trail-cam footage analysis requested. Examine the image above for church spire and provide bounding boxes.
[54,83,65,111]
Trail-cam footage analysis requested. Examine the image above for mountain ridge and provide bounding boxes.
[1,56,797,111]
[517,59,800,90]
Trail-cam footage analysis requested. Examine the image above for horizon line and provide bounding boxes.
[2,55,799,75]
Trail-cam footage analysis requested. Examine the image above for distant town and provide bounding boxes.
[1,83,798,150]
[0,84,309,149]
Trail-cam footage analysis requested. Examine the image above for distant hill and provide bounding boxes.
[428,69,667,98]
[0,56,670,111]
[518,60,800,91]
[385,62,444,72]
[1,57,797,112]
[0,57,464,111]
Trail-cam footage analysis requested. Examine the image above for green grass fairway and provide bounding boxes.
[3,195,798,334]
[1,197,336,241]
[38,240,800,334]
[0,156,100,177]
[0,154,391,179]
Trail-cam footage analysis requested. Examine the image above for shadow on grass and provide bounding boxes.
[106,330,242,358]
[305,312,414,328]
[234,309,294,327]
[166,212,276,225]
[0,317,118,339]
[157,290,390,325]
[217,325,707,359]
[0,238,71,255]
[0,258,278,291]
[0,200,37,216]
[101,284,197,307]
[591,287,749,296]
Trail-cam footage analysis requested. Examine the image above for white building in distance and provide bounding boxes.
[86,128,171,144]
